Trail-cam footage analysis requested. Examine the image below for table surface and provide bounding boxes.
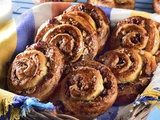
[12,0,35,18]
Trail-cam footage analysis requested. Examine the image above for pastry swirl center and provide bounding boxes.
[66,67,104,101]
[11,50,47,89]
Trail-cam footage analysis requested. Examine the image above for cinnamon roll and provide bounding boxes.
[88,0,135,9]
[7,42,64,101]
[66,11,96,30]
[35,14,98,61]
[34,18,60,42]
[109,16,160,55]
[153,0,160,14]
[56,14,98,60]
[40,24,86,63]
[98,48,143,84]
[51,60,118,119]
[155,51,160,63]
[64,3,110,54]
[98,48,157,105]
[137,50,157,77]
[115,0,135,9]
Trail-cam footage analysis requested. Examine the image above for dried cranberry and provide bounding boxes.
[49,18,58,24]
[130,34,141,44]
[44,73,53,80]
[101,88,107,97]
[77,81,82,88]
[117,57,125,68]
[78,5,89,13]
[33,41,46,50]
[130,18,141,25]
[103,81,111,89]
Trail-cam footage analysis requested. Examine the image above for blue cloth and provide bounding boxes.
[147,106,160,120]
[12,95,55,117]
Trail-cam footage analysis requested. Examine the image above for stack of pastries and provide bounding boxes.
[102,16,159,105]
[7,3,160,119]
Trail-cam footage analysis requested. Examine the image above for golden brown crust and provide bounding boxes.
[88,0,135,9]
[137,50,157,76]
[115,0,135,9]
[64,3,110,54]
[116,49,157,105]
[109,16,160,55]
[153,0,160,14]
[41,24,85,63]
[7,42,64,101]
[56,14,98,60]
[116,77,151,105]
[88,0,116,8]
[66,11,96,30]
[35,14,98,62]
[98,48,157,105]
[51,60,118,119]
[155,51,160,63]
[34,18,60,42]
[117,50,156,105]
[98,48,143,84]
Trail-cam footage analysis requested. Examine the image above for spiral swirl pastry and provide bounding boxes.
[116,50,157,105]
[153,0,160,14]
[35,14,98,61]
[98,48,157,105]
[155,50,160,63]
[56,14,98,60]
[7,42,64,101]
[137,50,157,76]
[115,0,135,9]
[34,18,60,42]
[98,48,143,84]
[66,11,96,30]
[109,16,160,55]
[54,60,117,119]
[39,24,86,63]
[88,0,135,9]
[64,3,110,54]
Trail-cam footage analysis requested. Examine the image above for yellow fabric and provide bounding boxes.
[140,83,160,106]
[0,20,17,89]
[142,89,160,106]
[0,89,15,116]
[10,108,20,120]
[141,83,160,99]
[131,10,151,18]
[0,89,20,119]
[142,90,160,99]
[156,103,160,109]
